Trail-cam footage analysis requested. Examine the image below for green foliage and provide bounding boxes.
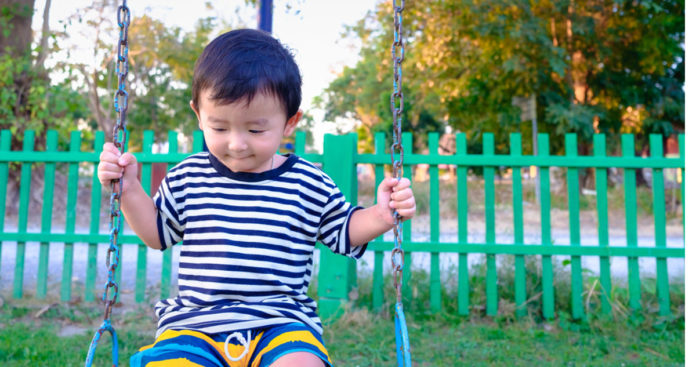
[0,2,88,154]
[322,0,684,156]
[0,53,88,145]
[124,15,216,149]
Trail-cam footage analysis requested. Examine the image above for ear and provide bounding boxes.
[190,100,203,130]
[283,109,303,137]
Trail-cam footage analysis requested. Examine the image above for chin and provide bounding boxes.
[225,161,262,173]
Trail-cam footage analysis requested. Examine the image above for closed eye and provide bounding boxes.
[249,130,265,134]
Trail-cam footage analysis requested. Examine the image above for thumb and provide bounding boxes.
[118,152,139,179]
[377,177,398,193]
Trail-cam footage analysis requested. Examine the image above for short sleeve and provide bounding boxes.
[152,176,184,251]
[317,183,367,259]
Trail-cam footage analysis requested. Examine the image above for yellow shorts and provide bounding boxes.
[130,323,332,367]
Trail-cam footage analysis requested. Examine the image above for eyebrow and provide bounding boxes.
[208,117,269,126]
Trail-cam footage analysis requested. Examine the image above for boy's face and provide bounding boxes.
[191,90,302,173]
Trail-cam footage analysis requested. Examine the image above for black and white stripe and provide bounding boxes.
[152,152,366,337]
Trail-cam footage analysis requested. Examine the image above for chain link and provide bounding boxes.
[390,0,405,303]
[86,1,130,366]
[390,1,411,366]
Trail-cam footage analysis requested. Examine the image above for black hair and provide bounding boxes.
[192,28,302,119]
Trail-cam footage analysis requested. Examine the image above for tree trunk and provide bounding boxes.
[34,0,51,70]
[0,0,37,186]
[0,0,35,57]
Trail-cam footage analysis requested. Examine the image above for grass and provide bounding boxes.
[0,255,684,366]
[0,304,683,366]
[325,310,684,366]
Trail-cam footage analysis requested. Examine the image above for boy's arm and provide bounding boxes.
[98,143,162,250]
[120,184,162,250]
[348,177,416,247]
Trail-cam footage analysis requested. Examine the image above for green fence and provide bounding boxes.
[0,129,685,320]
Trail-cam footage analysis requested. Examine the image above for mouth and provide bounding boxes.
[226,154,252,160]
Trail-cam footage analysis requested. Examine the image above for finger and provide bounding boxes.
[99,172,122,181]
[118,152,137,167]
[377,177,399,193]
[393,177,411,190]
[390,196,416,210]
[99,162,125,173]
[396,206,416,219]
[103,142,120,155]
[391,188,413,202]
[98,169,123,182]
[99,149,121,163]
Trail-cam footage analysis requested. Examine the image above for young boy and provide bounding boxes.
[98,28,415,367]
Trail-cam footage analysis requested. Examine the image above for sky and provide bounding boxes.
[32,0,382,150]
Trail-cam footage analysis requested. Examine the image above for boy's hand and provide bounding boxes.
[376,177,416,227]
[97,142,139,192]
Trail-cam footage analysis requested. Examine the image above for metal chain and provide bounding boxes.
[390,0,411,366]
[86,1,130,365]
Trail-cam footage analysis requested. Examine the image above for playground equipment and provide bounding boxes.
[85,1,130,365]
[389,0,412,365]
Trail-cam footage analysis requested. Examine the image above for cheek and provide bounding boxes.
[204,133,226,150]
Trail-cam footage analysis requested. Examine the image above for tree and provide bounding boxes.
[1,0,89,193]
[1,0,87,146]
[320,3,443,152]
[322,0,684,162]
[59,1,220,149]
[125,15,215,146]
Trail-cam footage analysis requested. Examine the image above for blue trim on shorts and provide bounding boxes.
[130,343,225,367]
[130,322,331,367]
[262,347,332,367]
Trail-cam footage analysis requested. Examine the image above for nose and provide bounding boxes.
[227,133,247,152]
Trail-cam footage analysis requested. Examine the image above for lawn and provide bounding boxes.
[0,301,684,366]
[0,264,685,366]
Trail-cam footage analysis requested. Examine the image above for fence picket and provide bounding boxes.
[37,131,58,299]
[483,133,497,316]
[593,134,612,315]
[193,130,204,153]
[161,131,178,299]
[372,133,385,311]
[401,133,413,305]
[0,131,9,279]
[650,134,670,316]
[679,134,684,242]
[60,131,81,301]
[14,130,35,299]
[295,131,306,154]
[565,134,584,319]
[135,131,155,303]
[86,132,105,302]
[428,133,442,312]
[510,133,526,317]
[622,134,641,311]
[539,134,554,319]
[456,133,469,316]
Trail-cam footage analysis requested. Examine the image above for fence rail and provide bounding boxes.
[0,129,685,320]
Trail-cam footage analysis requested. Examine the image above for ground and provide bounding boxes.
[0,168,685,365]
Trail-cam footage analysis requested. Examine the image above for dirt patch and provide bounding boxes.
[57,324,90,338]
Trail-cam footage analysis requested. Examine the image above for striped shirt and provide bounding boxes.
[152,152,366,338]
